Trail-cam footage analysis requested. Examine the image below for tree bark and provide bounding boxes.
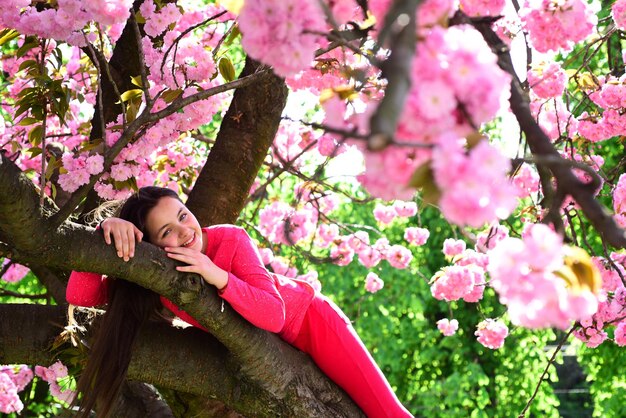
[185,57,288,226]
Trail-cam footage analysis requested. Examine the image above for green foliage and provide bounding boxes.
[577,340,626,417]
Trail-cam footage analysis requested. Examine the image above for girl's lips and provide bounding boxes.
[182,232,196,248]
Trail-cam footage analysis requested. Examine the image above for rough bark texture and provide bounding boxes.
[185,57,288,226]
[0,154,364,417]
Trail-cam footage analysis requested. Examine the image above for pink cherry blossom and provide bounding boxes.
[520,0,598,53]
[431,265,482,301]
[385,245,413,269]
[1,260,30,283]
[437,318,459,336]
[612,0,626,31]
[238,0,326,77]
[442,239,466,257]
[404,227,430,246]
[460,0,505,17]
[475,319,508,349]
[0,373,23,414]
[614,321,626,347]
[392,200,418,217]
[373,203,397,225]
[297,271,322,292]
[475,224,509,252]
[527,62,567,99]
[365,272,384,293]
[357,246,384,268]
[259,248,274,266]
[0,366,33,393]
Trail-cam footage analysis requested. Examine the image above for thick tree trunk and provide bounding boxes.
[185,57,288,226]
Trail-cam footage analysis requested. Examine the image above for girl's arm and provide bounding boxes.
[66,218,141,306]
[217,227,286,333]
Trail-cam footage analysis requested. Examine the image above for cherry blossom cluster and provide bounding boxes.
[0,0,132,45]
[258,201,318,246]
[437,318,459,336]
[58,153,104,193]
[577,75,626,143]
[475,319,509,349]
[0,365,32,414]
[369,0,456,34]
[527,62,567,99]
[613,0,626,30]
[373,201,418,225]
[34,361,75,403]
[519,0,598,53]
[238,0,328,77]
[459,0,505,17]
[404,227,430,246]
[365,272,384,293]
[573,254,626,348]
[488,224,600,329]
[0,259,30,283]
[430,235,490,304]
[431,137,519,227]
[512,163,541,199]
[431,264,486,303]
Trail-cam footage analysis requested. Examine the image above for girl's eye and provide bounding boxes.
[163,229,171,238]
[180,213,187,222]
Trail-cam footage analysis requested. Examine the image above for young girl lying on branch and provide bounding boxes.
[67,186,413,417]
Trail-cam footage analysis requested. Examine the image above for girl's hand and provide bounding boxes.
[165,246,228,290]
[101,218,143,262]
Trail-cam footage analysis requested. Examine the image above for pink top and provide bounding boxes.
[66,224,316,344]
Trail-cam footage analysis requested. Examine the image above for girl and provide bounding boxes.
[67,186,413,418]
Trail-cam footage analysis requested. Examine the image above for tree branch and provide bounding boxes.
[472,16,626,249]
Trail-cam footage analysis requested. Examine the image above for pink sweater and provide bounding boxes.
[66,224,316,343]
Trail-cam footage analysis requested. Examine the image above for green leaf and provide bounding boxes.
[119,89,144,102]
[14,104,30,119]
[0,28,19,46]
[18,117,39,126]
[161,88,182,103]
[126,101,139,123]
[218,56,236,82]
[18,59,37,73]
[130,75,144,88]
[26,147,42,157]
[28,125,43,146]
[16,40,38,58]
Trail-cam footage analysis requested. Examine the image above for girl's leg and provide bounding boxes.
[292,294,413,418]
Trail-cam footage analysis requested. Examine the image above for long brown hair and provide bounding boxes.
[74,187,181,417]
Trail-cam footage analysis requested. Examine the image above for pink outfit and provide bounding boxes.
[66,225,412,418]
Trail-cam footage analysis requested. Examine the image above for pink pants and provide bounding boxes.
[292,294,413,418]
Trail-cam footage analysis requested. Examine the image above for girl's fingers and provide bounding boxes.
[113,230,124,257]
[103,226,112,245]
[176,265,199,273]
[166,252,198,265]
[164,246,195,255]
[127,229,135,258]
[134,226,143,243]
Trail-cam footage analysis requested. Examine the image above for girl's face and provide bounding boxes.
[144,197,206,253]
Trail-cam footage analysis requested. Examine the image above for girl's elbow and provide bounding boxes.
[266,304,286,333]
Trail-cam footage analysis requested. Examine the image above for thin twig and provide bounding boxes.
[519,327,575,418]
